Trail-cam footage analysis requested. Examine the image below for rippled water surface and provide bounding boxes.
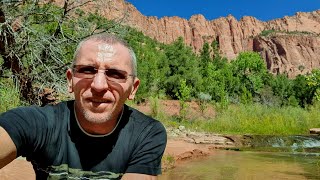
[159,151,320,180]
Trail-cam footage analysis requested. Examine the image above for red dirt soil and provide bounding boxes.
[134,100,216,119]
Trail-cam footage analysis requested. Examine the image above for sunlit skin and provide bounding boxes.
[97,44,115,62]
[66,40,140,135]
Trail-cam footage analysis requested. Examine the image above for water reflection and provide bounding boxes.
[160,151,320,180]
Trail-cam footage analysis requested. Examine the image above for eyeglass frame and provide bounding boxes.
[72,65,135,83]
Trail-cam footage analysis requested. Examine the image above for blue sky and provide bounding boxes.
[126,0,320,21]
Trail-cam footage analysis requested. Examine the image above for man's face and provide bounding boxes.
[67,40,140,131]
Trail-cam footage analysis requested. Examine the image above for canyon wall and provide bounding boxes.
[61,0,320,76]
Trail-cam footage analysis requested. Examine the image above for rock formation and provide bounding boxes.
[57,0,320,76]
[253,34,320,78]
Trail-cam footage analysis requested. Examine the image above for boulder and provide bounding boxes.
[310,128,320,135]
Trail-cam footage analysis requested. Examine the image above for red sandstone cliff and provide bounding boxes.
[56,0,320,77]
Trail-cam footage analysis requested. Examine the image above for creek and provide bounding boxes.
[160,135,320,180]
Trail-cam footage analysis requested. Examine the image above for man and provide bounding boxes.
[0,33,167,179]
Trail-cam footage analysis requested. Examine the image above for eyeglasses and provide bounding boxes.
[72,65,135,83]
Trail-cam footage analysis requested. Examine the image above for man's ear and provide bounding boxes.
[66,69,74,93]
[128,78,140,100]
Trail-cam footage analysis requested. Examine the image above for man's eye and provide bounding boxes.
[106,69,127,79]
[78,67,96,74]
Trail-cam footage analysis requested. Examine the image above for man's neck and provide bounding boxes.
[74,105,124,137]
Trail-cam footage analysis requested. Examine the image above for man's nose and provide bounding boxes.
[91,70,109,92]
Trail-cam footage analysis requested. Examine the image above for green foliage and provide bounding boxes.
[211,40,222,61]
[0,78,21,113]
[162,154,175,170]
[240,86,253,104]
[270,74,295,106]
[199,40,232,105]
[259,29,315,37]
[203,62,234,104]
[260,30,276,36]
[209,104,320,135]
[257,86,281,106]
[287,31,314,35]
[197,92,212,114]
[175,104,319,135]
[306,69,320,101]
[176,79,191,102]
[200,42,211,63]
[149,96,160,117]
[125,29,168,102]
[176,79,191,120]
[1,1,127,104]
[287,95,299,107]
[293,75,315,107]
[1,0,319,114]
[199,42,211,76]
[154,102,320,135]
[231,51,269,103]
[164,37,202,99]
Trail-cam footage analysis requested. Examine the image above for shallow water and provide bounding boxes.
[159,150,320,180]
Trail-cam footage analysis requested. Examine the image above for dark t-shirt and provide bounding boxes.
[0,101,167,179]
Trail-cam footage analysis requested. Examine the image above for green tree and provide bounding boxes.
[293,75,315,107]
[306,69,320,102]
[231,51,268,103]
[0,0,127,105]
[125,29,168,102]
[270,74,295,106]
[199,40,233,105]
[176,79,191,120]
[211,40,227,69]
[163,37,201,99]
[199,42,211,77]
[202,61,237,105]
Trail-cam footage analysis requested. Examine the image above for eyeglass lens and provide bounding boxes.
[73,65,129,83]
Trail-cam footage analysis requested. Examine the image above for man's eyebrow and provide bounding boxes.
[74,63,96,66]
[105,66,123,70]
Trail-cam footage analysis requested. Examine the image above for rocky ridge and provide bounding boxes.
[58,0,320,77]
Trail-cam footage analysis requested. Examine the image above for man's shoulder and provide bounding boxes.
[39,100,72,115]
[1,100,72,123]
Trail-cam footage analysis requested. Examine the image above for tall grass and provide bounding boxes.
[0,78,21,113]
[158,103,320,135]
[205,104,319,135]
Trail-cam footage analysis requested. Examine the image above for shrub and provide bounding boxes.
[0,78,21,113]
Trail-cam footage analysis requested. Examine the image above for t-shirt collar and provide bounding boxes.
[72,102,124,138]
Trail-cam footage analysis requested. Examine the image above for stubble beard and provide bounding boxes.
[81,108,113,124]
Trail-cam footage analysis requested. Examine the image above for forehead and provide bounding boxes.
[76,40,132,67]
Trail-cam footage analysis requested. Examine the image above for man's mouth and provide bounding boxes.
[90,99,112,103]
[87,98,114,111]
